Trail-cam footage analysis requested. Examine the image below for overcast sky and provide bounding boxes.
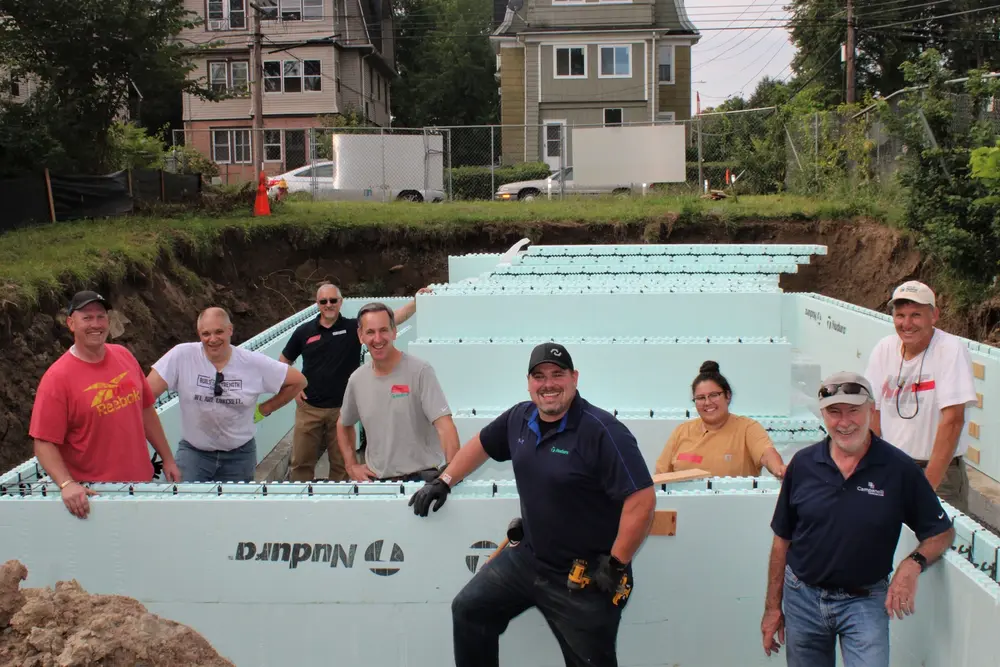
[686,0,797,113]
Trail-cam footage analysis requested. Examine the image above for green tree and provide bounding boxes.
[0,0,215,174]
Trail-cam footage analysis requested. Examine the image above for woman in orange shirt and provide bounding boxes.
[655,360,786,478]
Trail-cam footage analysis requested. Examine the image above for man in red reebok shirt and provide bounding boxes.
[29,291,180,519]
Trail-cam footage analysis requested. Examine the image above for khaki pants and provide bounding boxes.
[290,403,347,482]
[915,456,969,514]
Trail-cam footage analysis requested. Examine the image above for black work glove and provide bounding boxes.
[408,478,451,517]
[592,554,628,594]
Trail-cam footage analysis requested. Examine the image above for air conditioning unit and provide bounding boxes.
[208,19,227,30]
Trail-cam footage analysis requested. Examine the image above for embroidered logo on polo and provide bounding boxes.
[857,481,885,497]
[306,334,322,345]
[390,384,410,398]
[550,447,569,455]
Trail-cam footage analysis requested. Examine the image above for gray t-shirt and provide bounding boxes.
[339,352,452,478]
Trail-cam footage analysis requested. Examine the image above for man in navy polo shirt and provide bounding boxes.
[761,371,955,667]
[408,342,656,667]
[279,283,427,481]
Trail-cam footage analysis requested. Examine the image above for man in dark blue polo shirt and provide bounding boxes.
[279,283,426,481]
[408,343,656,667]
[761,371,955,667]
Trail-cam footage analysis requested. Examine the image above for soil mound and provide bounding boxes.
[0,560,234,667]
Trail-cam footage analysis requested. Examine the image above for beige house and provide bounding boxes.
[178,0,394,180]
[491,0,699,168]
[0,70,36,104]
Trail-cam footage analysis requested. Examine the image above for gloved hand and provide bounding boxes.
[408,478,450,517]
[592,554,628,594]
[254,405,266,423]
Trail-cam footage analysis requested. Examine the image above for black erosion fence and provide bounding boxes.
[1,169,202,232]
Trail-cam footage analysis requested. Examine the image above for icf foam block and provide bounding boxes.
[411,338,794,416]
[414,292,784,339]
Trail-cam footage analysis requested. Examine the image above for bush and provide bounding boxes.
[449,162,552,200]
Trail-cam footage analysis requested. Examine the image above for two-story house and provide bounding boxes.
[178,0,395,181]
[491,0,698,169]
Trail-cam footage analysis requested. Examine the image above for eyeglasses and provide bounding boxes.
[214,372,224,397]
[693,391,725,403]
[318,298,339,305]
[818,382,870,400]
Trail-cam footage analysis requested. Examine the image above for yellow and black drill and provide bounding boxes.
[567,558,632,606]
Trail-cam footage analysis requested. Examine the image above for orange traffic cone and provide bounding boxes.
[254,171,271,216]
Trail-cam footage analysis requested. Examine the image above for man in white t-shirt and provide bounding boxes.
[864,281,977,513]
[147,307,307,483]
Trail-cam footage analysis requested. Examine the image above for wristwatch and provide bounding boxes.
[907,551,928,573]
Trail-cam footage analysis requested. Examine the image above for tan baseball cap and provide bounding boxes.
[889,280,935,308]
[818,371,874,409]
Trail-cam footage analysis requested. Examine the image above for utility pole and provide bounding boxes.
[251,2,265,174]
[845,0,856,104]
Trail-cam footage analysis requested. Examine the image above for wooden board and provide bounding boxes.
[968,422,981,440]
[650,510,677,536]
[973,362,985,380]
[976,393,983,410]
[966,447,981,465]
[652,469,711,485]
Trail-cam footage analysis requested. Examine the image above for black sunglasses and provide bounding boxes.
[818,382,870,400]
[214,371,224,397]
[318,298,339,305]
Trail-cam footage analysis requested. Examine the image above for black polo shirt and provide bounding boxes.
[479,393,654,577]
[281,314,361,409]
[770,433,952,589]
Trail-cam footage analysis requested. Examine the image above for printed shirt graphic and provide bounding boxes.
[28,344,155,482]
[151,343,289,452]
[655,414,773,477]
[864,330,977,461]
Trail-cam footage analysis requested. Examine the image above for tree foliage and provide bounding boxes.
[0,0,213,175]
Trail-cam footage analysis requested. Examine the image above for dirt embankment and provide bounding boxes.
[0,560,234,666]
[0,218,974,472]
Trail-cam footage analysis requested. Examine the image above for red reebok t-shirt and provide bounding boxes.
[29,344,156,482]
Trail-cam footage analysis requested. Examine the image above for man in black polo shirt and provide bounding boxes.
[279,283,426,481]
[761,371,955,667]
[408,343,656,667]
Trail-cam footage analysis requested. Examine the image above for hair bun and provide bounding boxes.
[699,360,720,374]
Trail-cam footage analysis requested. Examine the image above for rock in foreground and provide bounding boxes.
[0,560,234,667]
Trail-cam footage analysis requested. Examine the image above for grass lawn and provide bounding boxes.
[0,194,894,308]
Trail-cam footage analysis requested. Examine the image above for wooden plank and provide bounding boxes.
[649,510,677,536]
[652,468,711,485]
[976,393,983,409]
[966,447,981,465]
[44,168,56,223]
[968,422,981,440]
[973,362,985,380]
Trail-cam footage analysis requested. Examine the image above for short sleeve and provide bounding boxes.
[744,419,775,466]
[281,327,304,363]
[255,353,291,395]
[479,407,515,462]
[903,463,953,541]
[935,340,977,409]
[592,416,653,501]
[151,345,181,391]
[770,458,797,539]
[417,364,451,423]
[28,369,69,445]
[864,342,885,410]
[339,373,360,426]
[138,366,156,409]
[655,427,683,474]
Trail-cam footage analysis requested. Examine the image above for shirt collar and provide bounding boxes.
[812,432,891,473]
[525,392,586,440]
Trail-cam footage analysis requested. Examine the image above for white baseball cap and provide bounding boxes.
[818,371,874,409]
[889,280,935,308]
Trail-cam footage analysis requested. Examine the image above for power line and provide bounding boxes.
[863,3,1000,30]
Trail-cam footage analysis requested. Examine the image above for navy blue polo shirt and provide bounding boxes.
[770,434,952,589]
[479,393,654,577]
[281,314,361,409]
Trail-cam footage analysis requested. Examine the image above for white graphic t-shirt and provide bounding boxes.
[153,343,289,452]
[864,329,977,460]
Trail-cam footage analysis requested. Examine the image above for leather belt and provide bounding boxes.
[913,456,962,469]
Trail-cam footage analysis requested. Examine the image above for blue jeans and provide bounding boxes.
[451,544,627,667]
[176,438,257,483]
[782,564,890,667]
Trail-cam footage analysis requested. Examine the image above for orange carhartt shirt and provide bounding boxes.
[655,414,774,477]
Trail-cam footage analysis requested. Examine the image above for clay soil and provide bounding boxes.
[0,217,975,473]
[0,560,234,666]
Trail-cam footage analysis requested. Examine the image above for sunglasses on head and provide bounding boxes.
[318,298,339,305]
[818,382,870,400]
[214,371,224,397]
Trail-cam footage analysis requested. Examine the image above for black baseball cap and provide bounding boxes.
[528,342,574,373]
[68,290,111,314]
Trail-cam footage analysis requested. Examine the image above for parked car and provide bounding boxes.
[494,166,636,201]
[267,160,446,202]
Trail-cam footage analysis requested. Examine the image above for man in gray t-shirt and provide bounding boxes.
[337,302,460,481]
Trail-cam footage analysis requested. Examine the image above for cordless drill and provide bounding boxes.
[567,558,632,606]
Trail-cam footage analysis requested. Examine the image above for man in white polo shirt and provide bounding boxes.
[864,281,977,513]
[147,307,307,482]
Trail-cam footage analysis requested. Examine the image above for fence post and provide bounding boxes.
[490,125,495,198]
[697,116,704,193]
[814,112,819,191]
[160,169,166,203]
[560,124,567,200]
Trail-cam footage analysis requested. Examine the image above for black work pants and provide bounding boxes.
[451,543,627,667]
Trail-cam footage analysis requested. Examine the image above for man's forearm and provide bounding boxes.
[914,527,956,565]
[439,435,490,486]
[35,440,74,486]
[336,423,360,467]
[765,536,790,611]
[261,382,305,415]
[925,410,964,487]
[394,299,417,325]
[143,407,175,462]
[610,487,655,564]
[872,409,882,437]
[435,418,461,463]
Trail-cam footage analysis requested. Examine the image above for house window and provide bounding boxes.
[656,111,676,124]
[281,0,302,20]
[604,108,623,126]
[211,129,251,163]
[658,45,674,84]
[259,0,278,19]
[554,46,586,78]
[9,77,19,97]
[207,0,246,29]
[599,45,630,78]
[264,130,283,161]
[303,0,324,20]
[263,59,323,92]
[209,61,250,95]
